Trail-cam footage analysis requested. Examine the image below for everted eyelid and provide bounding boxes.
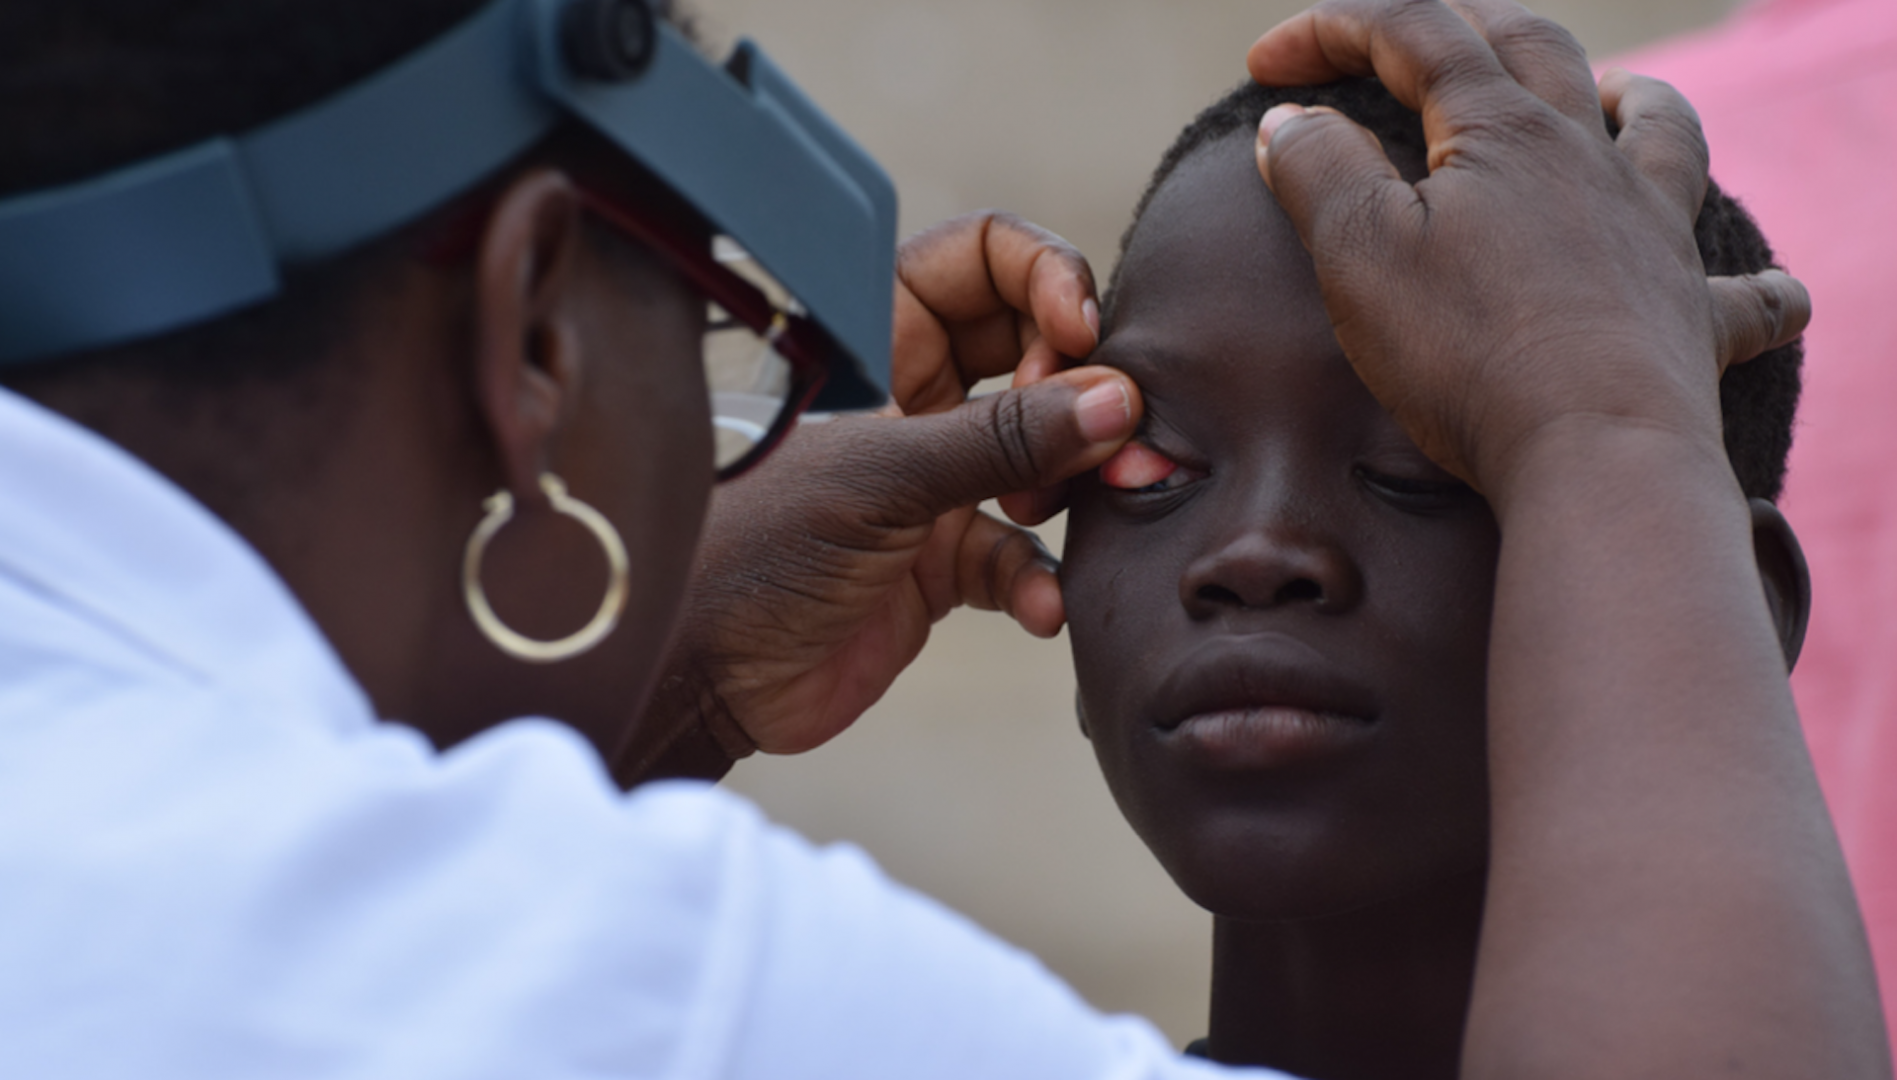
[1101,441,1180,491]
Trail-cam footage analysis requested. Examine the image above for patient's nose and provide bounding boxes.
[1179,524,1362,620]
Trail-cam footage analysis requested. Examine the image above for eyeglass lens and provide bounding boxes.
[705,239,800,475]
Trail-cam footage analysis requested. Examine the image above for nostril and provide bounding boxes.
[1195,583,1245,608]
[1182,539,1357,615]
[1274,578,1323,605]
[1195,579,1324,609]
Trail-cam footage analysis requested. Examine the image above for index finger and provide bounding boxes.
[1442,0,1600,127]
[893,212,1100,396]
[1246,0,1525,153]
[1598,68,1710,222]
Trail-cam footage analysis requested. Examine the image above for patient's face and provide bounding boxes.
[1064,135,1500,920]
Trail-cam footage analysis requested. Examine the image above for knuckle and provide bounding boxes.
[1411,46,1498,103]
[1323,0,1376,19]
[1490,12,1588,67]
[981,390,1043,492]
[895,209,993,270]
[1618,104,1710,202]
[1637,75,1702,121]
[1713,278,1778,362]
[1752,276,1786,326]
[1386,0,1453,33]
[1320,180,1396,258]
[895,215,958,263]
[1273,117,1384,209]
[1622,81,1707,148]
[977,530,1024,610]
[1652,99,1708,152]
[995,212,1090,277]
[1749,275,1801,347]
[1467,99,1569,150]
[986,209,1052,247]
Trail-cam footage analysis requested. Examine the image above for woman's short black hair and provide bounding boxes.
[1111,78,1800,503]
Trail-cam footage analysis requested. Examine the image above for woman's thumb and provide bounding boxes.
[865,369,1142,525]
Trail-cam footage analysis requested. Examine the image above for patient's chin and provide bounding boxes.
[1134,803,1490,924]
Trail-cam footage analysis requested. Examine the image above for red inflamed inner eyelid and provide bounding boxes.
[1100,442,1178,490]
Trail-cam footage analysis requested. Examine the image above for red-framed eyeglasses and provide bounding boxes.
[575,186,833,482]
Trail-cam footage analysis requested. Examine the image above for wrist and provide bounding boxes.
[614,649,756,787]
[1480,414,1738,523]
[654,663,758,760]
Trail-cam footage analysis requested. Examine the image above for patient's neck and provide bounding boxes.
[1205,868,1486,1080]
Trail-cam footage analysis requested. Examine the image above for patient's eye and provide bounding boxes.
[1101,442,1202,494]
[1355,465,1473,512]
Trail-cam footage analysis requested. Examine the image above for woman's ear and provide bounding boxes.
[472,168,589,502]
[1749,498,1811,671]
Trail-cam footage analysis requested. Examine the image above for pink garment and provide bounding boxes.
[1614,0,1897,1041]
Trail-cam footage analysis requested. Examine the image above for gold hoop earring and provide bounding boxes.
[462,474,630,664]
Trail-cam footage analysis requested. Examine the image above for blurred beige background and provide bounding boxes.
[697,0,1747,1046]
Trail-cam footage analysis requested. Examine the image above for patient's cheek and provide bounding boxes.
[1101,442,1177,490]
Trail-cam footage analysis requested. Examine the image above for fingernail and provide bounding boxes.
[1082,298,1101,345]
[1076,381,1132,444]
[1258,103,1309,144]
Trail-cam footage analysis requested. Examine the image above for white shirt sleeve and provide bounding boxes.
[0,684,1287,1080]
[694,778,1246,1080]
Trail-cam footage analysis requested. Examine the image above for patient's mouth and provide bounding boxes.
[1149,638,1381,770]
[1167,706,1373,770]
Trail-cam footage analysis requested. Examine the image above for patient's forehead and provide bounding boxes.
[1104,133,1337,388]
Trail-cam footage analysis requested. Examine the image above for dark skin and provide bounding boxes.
[1065,126,1817,1078]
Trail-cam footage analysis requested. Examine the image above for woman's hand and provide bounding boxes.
[620,213,1140,779]
[1247,0,1809,499]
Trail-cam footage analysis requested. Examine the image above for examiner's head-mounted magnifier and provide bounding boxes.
[0,0,896,479]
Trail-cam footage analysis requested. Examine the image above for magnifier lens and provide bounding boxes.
[704,238,802,475]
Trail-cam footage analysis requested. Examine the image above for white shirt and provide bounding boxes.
[0,388,1284,1079]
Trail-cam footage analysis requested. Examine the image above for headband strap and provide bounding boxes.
[0,0,894,410]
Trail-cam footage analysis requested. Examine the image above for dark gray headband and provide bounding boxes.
[0,0,895,410]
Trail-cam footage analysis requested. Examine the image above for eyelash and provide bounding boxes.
[1354,466,1471,508]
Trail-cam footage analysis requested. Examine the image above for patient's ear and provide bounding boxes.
[1076,689,1092,740]
[1750,498,1811,671]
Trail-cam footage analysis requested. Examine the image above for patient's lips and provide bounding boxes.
[1153,639,1379,771]
[1170,707,1372,770]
